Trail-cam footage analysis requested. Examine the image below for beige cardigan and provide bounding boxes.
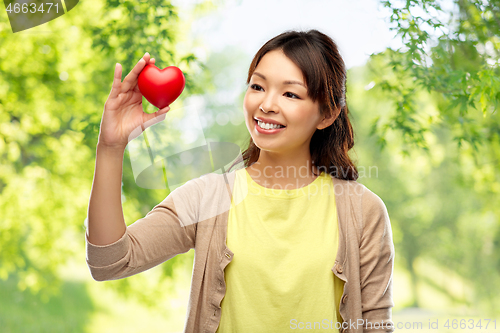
[85,171,395,333]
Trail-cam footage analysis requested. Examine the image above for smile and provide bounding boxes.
[254,118,286,134]
[257,120,285,129]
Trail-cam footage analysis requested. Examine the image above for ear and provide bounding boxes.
[317,106,341,130]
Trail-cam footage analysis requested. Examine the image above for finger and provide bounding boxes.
[156,113,167,122]
[149,113,167,127]
[122,53,150,91]
[158,105,170,113]
[150,58,155,64]
[109,63,122,99]
[122,54,147,90]
[143,109,169,130]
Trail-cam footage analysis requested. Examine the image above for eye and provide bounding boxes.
[250,84,264,91]
[284,92,300,99]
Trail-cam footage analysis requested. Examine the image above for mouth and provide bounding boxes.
[253,117,286,134]
[253,117,286,130]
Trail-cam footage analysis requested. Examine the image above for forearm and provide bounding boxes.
[85,164,200,281]
[87,143,127,245]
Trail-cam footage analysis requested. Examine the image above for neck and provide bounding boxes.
[247,149,321,189]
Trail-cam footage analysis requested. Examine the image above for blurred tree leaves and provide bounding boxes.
[364,0,500,313]
[372,0,500,154]
[0,0,213,306]
[349,62,500,313]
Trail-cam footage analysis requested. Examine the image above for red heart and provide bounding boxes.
[138,64,186,109]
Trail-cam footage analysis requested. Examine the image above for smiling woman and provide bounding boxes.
[236,30,358,186]
[85,29,395,333]
[244,50,326,160]
[217,30,395,333]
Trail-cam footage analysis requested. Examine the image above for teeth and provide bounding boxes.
[257,120,282,130]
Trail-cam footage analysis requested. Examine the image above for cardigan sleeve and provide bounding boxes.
[358,188,395,333]
[85,176,204,281]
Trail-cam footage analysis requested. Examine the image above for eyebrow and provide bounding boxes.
[252,72,306,88]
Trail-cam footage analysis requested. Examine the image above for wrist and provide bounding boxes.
[96,142,126,155]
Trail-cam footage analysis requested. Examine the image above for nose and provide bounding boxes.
[259,91,280,114]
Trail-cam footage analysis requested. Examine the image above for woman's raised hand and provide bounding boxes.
[98,52,170,150]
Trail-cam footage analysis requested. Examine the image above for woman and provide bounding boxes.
[86,29,395,333]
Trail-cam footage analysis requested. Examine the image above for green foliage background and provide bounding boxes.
[0,0,213,330]
[0,0,498,331]
[367,0,500,313]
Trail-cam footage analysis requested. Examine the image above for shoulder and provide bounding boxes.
[331,176,386,208]
[169,171,235,197]
[168,171,238,224]
[198,171,238,199]
[331,176,390,230]
[167,172,233,209]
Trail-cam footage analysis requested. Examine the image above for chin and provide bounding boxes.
[251,139,282,153]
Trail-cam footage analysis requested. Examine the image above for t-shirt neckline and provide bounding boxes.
[243,167,328,199]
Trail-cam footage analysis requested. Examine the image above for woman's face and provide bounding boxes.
[243,50,330,157]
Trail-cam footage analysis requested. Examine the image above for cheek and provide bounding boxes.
[243,91,255,112]
[243,93,249,113]
[242,93,253,129]
[243,90,260,111]
[291,106,322,129]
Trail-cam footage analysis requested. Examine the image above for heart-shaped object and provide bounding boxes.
[138,64,186,109]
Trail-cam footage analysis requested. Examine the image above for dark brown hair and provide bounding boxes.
[233,29,358,181]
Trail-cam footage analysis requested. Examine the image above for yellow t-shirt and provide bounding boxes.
[217,168,344,332]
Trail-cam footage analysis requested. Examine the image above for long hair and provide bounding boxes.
[232,29,358,181]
